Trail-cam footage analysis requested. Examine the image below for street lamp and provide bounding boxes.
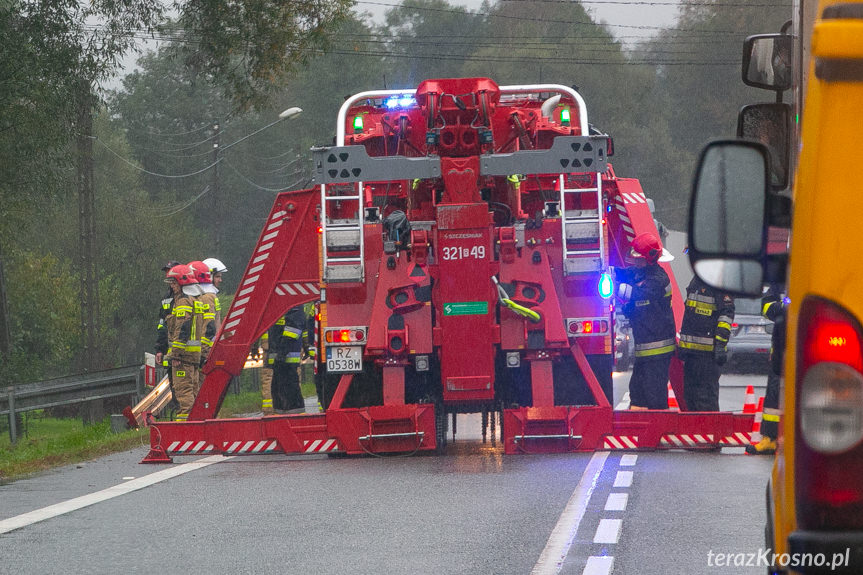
[212,106,303,250]
[219,107,303,153]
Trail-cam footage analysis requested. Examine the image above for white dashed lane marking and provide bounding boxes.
[613,470,633,488]
[604,493,629,512]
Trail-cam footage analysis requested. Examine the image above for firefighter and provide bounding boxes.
[202,257,227,327]
[615,233,676,410]
[259,316,287,415]
[678,274,735,412]
[164,264,204,421]
[155,260,181,372]
[747,290,785,455]
[272,306,307,414]
[188,261,219,391]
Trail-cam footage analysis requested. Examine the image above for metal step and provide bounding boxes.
[324,263,364,283]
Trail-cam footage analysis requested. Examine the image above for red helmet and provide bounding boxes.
[164,264,198,286]
[188,260,212,284]
[630,233,662,263]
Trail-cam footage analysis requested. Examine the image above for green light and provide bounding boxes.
[598,272,613,299]
[561,108,571,124]
[353,115,364,132]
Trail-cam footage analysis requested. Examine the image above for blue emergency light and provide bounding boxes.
[384,96,416,109]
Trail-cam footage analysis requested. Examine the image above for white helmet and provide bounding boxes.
[203,257,227,274]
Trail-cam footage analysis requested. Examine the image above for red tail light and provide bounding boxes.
[795,296,863,530]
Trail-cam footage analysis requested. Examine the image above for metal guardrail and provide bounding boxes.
[1,365,143,443]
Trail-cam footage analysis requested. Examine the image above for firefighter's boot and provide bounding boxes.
[745,437,777,455]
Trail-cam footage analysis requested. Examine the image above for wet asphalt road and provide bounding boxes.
[0,371,772,575]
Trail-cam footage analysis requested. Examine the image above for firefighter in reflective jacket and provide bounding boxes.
[616,233,677,410]
[155,260,181,372]
[164,264,204,421]
[188,261,218,387]
[272,306,306,413]
[747,291,785,455]
[258,316,286,415]
[678,275,735,412]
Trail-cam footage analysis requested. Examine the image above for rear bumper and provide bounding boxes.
[786,530,863,574]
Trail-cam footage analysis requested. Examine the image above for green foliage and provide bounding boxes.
[173,0,354,110]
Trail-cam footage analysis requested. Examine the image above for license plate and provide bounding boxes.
[747,325,766,334]
[326,346,363,372]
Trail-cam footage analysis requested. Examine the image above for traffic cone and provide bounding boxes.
[743,385,756,413]
[750,396,764,444]
[667,382,679,411]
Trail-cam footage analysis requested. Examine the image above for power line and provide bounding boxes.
[93,136,222,178]
[320,48,737,65]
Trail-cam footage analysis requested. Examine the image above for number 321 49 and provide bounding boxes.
[442,245,486,260]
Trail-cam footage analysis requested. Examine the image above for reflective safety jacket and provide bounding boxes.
[280,306,306,365]
[196,292,219,354]
[619,264,677,359]
[761,292,786,375]
[264,316,287,368]
[678,277,735,354]
[166,293,203,364]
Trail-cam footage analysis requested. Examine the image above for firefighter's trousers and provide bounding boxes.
[261,366,274,414]
[273,363,304,411]
[762,369,781,440]
[682,352,720,412]
[630,354,671,409]
[172,360,200,419]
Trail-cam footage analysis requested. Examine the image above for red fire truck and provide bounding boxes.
[142,78,753,462]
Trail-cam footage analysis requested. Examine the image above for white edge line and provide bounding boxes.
[0,455,232,535]
[531,451,609,575]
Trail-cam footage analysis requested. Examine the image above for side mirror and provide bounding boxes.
[737,102,792,191]
[688,140,769,295]
[742,34,793,92]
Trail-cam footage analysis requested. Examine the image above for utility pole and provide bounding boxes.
[76,79,103,424]
[211,122,221,252]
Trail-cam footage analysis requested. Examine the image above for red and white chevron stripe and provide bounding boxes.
[660,434,715,447]
[614,201,635,241]
[222,440,279,454]
[620,192,647,204]
[221,210,285,336]
[303,439,339,453]
[275,282,320,297]
[167,440,217,454]
[719,432,752,446]
[603,436,639,449]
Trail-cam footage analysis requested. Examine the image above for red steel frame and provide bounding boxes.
[143,78,753,463]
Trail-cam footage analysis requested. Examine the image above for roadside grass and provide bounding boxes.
[0,416,148,481]
[0,376,318,482]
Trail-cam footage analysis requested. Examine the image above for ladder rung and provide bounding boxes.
[326,256,363,263]
[561,187,600,193]
[565,217,600,223]
[325,195,361,201]
[566,249,602,256]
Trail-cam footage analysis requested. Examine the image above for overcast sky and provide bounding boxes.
[354,0,681,42]
[110,1,681,90]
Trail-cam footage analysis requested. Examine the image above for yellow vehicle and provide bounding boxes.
[689,1,863,573]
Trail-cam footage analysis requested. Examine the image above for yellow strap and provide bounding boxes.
[678,341,713,352]
[503,298,541,323]
[762,413,781,422]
